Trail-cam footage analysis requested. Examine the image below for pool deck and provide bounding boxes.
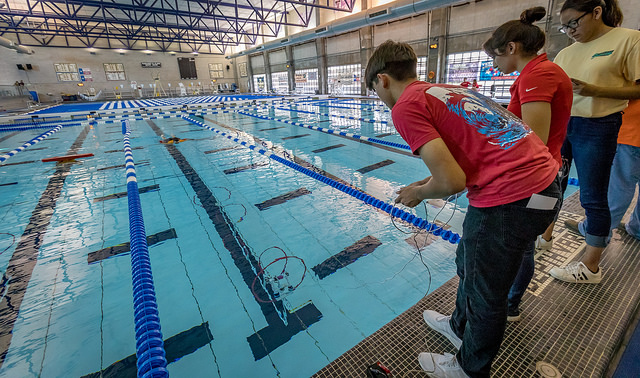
[313,191,640,377]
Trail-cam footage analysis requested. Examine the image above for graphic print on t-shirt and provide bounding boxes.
[425,86,531,149]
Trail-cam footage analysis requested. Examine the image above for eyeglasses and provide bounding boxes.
[558,12,589,34]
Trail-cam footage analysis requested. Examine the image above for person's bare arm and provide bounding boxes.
[395,138,466,207]
[571,78,640,100]
[521,102,552,144]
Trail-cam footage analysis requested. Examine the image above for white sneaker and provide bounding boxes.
[423,310,462,349]
[549,261,602,284]
[418,352,469,378]
[535,235,553,251]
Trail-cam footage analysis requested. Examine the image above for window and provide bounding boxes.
[417,56,428,82]
[328,64,361,95]
[271,71,289,94]
[54,63,79,82]
[103,63,126,81]
[446,50,519,100]
[253,74,266,93]
[209,63,224,79]
[293,69,319,94]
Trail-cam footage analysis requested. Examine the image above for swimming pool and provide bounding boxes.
[0,97,577,377]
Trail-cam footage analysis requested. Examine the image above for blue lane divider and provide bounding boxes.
[568,177,579,186]
[271,105,389,124]
[122,120,169,378]
[235,110,411,151]
[182,115,461,244]
[0,118,83,129]
[0,121,85,132]
[0,125,62,164]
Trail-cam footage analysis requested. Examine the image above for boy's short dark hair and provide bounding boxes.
[365,40,418,90]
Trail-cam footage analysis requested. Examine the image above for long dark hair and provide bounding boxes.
[561,0,623,27]
[483,7,546,57]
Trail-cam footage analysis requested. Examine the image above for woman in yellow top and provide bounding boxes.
[550,0,640,284]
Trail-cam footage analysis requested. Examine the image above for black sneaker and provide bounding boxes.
[507,307,521,322]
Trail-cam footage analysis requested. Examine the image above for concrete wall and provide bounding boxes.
[0,46,246,102]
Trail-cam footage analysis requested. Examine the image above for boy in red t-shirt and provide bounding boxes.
[365,40,560,378]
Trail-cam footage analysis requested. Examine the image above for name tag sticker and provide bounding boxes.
[526,193,558,210]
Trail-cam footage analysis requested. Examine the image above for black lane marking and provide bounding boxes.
[255,188,311,211]
[87,228,176,264]
[1,160,36,166]
[81,322,214,378]
[93,184,160,202]
[204,147,237,154]
[0,126,90,368]
[312,235,382,279]
[281,134,309,140]
[23,147,48,152]
[375,132,393,138]
[105,130,124,134]
[147,119,322,361]
[0,131,21,143]
[356,159,395,174]
[0,182,18,187]
[312,144,345,153]
[317,119,332,123]
[97,160,150,171]
[223,162,268,174]
[104,146,143,153]
[259,126,286,131]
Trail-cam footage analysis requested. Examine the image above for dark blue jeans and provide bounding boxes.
[561,113,622,247]
[450,178,560,377]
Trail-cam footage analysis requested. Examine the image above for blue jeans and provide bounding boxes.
[450,178,560,377]
[561,113,622,247]
[608,143,640,239]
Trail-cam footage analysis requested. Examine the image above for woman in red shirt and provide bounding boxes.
[483,6,573,321]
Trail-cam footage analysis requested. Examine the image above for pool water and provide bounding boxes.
[0,98,577,377]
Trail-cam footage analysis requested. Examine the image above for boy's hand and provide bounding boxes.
[395,177,431,207]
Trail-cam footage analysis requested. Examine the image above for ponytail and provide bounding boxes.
[483,7,546,57]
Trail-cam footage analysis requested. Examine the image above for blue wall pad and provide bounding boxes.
[255,188,312,211]
[86,228,177,264]
[312,235,383,279]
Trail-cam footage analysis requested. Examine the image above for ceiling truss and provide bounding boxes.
[0,0,356,54]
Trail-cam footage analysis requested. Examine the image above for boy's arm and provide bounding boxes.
[395,138,466,207]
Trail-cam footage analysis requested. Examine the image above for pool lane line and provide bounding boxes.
[234,110,412,153]
[121,120,169,377]
[146,118,323,361]
[0,125,91,369]
[182,115,461,245]
[0,125,62,165]
[270,105,389,125]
